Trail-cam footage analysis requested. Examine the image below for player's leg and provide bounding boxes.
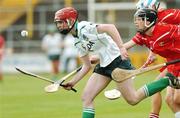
[52,60,59,74]
[149,93,162,118]
[51,60,59,80]
[165,76,180,118]
[165,87,175,112]
[173,84,180,118]
[82,73,111,118]
[116,78,143,105]
[116,72,180,105]
[48,54,60,80]
[149,69,168,118]
[51,55,60,80]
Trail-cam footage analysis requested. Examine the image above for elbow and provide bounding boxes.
[108,24,116,29]
[82,64,92,73]
[86,64,92,71]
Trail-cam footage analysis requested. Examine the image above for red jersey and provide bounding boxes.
[132,16,180,76]
[158,9,180,24]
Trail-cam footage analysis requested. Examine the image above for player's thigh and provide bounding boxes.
[174,76,180,102]
[116,79,137,100]
[82,73,111,100]
[165,87,174,101]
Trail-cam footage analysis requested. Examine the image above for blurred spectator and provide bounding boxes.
[61,33,78,73]
[41,25,63,80]
[0,34,5,81]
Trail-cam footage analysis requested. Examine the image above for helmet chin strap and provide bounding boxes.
[59,29,70,35]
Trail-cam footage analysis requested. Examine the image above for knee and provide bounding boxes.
[125,97,138,106]
[81,93,93,105]
[81,93,88,102]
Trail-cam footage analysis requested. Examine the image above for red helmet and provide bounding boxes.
[54,7,78,34]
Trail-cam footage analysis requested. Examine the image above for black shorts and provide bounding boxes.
[48,54,60,61]
[93,56,135,79]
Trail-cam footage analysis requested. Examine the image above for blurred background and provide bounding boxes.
[0,0,179,73]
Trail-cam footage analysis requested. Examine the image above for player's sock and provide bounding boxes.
[143,77,169,96]
[149,113,159,118]
[175,112,180,118]
[82,108,95,118]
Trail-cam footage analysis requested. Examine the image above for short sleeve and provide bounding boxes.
[132,33,144,46]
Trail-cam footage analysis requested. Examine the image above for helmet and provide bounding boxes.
[54,7,78,34]
[134,8,157,33]
[136,0,160,10]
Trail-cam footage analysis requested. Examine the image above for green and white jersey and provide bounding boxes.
[74,21,121,67]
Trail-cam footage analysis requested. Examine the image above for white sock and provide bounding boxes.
[175,112,180,118]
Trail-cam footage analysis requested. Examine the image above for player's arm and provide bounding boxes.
[141,51,157,68]
[72,55,92,83]
[97,24,128,59]
[90,55,100,64]
[124,40,136,50]
[63,54,92,90]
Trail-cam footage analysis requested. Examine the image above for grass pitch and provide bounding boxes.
[0,71,173,118]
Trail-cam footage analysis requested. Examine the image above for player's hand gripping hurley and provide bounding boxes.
[112,59,180,82]
[44,66,82,93]
[15,66,82,93]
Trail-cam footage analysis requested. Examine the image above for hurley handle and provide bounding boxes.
[166,59,180,66]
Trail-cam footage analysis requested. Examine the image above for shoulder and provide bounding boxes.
[157,9,179,23]
[54,33,62,38]
[134,33,143,39]
[78,21,97,34]
[78,21,90,28]
[131,33,145,45]
[158,9,177,14]
[155,22,174,31]
[152,23,177,37]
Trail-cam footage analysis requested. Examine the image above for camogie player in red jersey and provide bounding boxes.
[105,2,180,118]
[104,0,180,117]
[123,8,180,118]
[135,1,180,118]
[141,8,180,118]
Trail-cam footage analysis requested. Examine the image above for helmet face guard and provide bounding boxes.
[134,8,157,33]
[54,7,78,35]
[55,19,75,35]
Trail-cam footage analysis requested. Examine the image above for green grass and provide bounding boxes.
[0,71,173,118]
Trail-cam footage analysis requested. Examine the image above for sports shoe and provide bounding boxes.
[166,73,180,89]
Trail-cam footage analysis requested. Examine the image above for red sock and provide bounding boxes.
[149,113,159,118]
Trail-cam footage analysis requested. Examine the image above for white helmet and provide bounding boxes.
[136,0,160,10]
